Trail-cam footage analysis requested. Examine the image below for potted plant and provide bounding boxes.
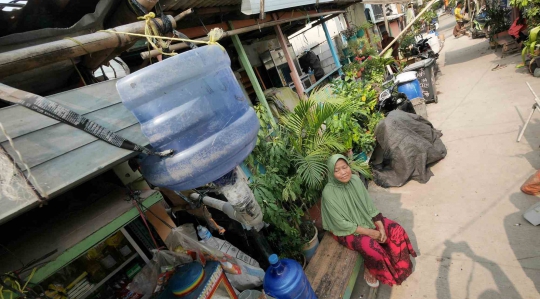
[342,25,358,41]
[356,22,373,38]
[249,91,367,260]
[300,221,319,262]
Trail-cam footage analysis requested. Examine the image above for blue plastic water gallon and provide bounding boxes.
[396,71,423,101]
[117,45,260,191]
[263,254,317,299]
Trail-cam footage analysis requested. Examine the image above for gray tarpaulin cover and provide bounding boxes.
[372,110,447,187]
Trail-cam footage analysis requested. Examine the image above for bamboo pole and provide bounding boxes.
[380,0,438,55]
[82,8,194,71]
[0,9,194,78]
[140,10,347,60]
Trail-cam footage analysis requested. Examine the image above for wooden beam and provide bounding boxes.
[0,8,196,78]
[310,13,342,28]
[141,9,347,60]
[273,13,305,98]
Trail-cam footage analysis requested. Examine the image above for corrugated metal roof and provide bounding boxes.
[161,0,359,13]
[0,79,147,224]
[161,0,242,11]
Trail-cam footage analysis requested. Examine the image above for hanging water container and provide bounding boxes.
[396,71,423,101]
[117,45,260,191]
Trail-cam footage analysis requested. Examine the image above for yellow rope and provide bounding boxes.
[69,59,87,86]
[138,12,175,56]
[63,37,92,57]
[99,12,225,55]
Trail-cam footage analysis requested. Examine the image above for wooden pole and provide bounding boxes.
[0,9,198,78]
[380,0,437,55]
[140,10,347,60]
[273,14,305,99]
[228,21,275,126]
[80,0,166,70]
[383,4,391,35]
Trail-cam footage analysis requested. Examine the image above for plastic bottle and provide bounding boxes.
[116,45,260,191]
[263,254,317,299]
[196,225,264,290]
[196,225,259,268]
[197,225,220,249]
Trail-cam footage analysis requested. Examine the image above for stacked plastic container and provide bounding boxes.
[263,254,317,299]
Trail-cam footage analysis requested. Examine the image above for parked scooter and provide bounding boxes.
[411,36,439,60]
[470,5,490,38]
[376,78,416,116]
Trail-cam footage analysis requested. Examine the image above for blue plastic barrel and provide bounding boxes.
[117,45,260,191]
[396,71,423,101]
[263,254,317,299]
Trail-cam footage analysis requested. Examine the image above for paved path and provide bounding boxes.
[372,14,540,299]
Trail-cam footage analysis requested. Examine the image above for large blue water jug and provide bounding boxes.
[263,254,317,299]
[117,45,260,191]
[396,71,423,101]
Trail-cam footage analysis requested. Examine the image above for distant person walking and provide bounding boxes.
[453,2,466,37]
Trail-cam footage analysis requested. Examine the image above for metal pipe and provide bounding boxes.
[229,21,276,126]
[259,0,266,20]
[273,13,305,99]
[190,193,241,224]
[319,15,343,76]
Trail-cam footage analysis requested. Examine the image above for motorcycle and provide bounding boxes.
[411,36,439,60]
[375,78,416,116]
[470,6,490,39]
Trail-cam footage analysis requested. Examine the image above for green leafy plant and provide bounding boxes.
[510,0,540,27]
[283,99,351,192]
[342,25,358,39]
[522,26,540,64]
[248,89,375,258]
[486,4,511,41]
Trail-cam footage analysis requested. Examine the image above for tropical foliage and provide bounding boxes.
[250,22,395,259]
[510,0,540,27]
[248,90,373,258]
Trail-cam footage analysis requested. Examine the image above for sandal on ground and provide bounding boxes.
[364,270,380,288]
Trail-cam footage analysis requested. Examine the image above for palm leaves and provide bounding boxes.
[282,98,352,190]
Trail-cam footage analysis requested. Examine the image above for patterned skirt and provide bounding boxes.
[333,217,417,286]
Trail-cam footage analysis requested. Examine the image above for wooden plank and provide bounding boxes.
[343,256,363,299]
[1,103,139,168]
[0,79,122,143]
[305,233,360,299]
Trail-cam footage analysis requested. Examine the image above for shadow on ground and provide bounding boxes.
[436,240,523,299]
[505,192,540,295]
[367,187,418,298]
[444,39,494,66]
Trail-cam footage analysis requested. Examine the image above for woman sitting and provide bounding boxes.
[509,12,528,48]
[321,154,417,287]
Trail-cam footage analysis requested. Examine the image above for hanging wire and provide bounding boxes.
[196,11,209,33]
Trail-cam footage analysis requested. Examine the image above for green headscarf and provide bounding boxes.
[321,154,380,236]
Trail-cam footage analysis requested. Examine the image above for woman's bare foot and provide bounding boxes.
[364,266,379,287]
